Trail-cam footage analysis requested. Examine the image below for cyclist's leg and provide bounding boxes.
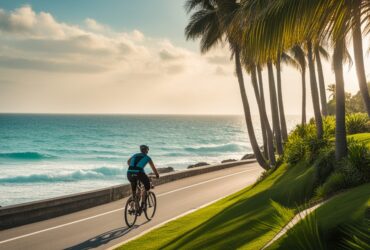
[138,172,150,206]
[127,172,138,199]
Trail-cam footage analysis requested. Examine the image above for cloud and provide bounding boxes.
[0,56,107,73]
[84,18,106,32]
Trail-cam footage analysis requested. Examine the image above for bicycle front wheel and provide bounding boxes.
[124,197,137,227]
[144,192,157,220]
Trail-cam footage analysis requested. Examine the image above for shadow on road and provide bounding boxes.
[64,226,136,250]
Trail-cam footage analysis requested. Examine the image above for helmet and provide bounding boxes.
[140,145,149,153]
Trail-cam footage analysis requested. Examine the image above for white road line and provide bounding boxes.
[157,168,258,197]
[0,167,259,245]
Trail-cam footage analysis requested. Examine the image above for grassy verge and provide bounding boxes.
[267,183,370,249]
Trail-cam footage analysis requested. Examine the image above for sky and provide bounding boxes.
[0,0,367,115]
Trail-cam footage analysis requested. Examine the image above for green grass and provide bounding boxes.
[268,183,370,249]
[119,161,316,250]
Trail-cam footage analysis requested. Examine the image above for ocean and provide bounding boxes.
[0,114,300,207]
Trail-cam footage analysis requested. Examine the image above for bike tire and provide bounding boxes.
[124,197,137,227]
[144,192,157,221]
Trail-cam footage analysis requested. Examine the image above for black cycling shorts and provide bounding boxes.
[127,172,150,195]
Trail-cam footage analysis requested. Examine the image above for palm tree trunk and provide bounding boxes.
[275,58,288,141]
[257,65,269,158]
[314,46,328,116]
[250,66,268,158]
[252,65,276,166]
[333,39,347,160]
[352,1,370,117]
[301,67,307,125]
[267,61,284,154]
[234,48,269,170]
[307,41,323,139]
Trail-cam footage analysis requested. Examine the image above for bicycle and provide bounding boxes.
[124,178,157,228]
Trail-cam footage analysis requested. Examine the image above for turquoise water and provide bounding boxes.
[0,114,299,206]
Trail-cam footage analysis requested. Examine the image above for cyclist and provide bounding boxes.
[127,145,159,212]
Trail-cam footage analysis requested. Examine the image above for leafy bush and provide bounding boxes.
[341,140,370,186]
[284,133,306,165]
[346,113,370,134]
[323,116,336,137]
[285,122,331,165]
[316,172,346,198]
[304,134,330,163]
[313,147,336,185]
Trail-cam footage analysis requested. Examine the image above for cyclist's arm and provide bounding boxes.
[127,157,131,166]
[149,160,159,178]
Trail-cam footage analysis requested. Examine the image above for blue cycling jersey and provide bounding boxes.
[127,153,151,173]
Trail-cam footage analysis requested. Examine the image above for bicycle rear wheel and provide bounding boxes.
[144,192,157,220]
[124,197,137,227]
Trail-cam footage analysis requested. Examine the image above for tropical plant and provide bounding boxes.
[346,113,370,134]
[290,45,307,125]
[314,43,329,116]
[267,60,284,155]
[185,0,270,169]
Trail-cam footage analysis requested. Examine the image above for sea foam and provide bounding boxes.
[0,166,125,183]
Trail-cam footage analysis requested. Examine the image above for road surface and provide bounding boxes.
[0,163,262,250]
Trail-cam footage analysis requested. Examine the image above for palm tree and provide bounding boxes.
[276,52,298,141]
[307,40,324,139]
[185,0,270,169]
[352,0,370,117]
[275,56,287,142]
[248,63,276,166]
[333,38,348,160]
[238,0,350,155]
[290,45,307,125]
[267,60,284,154]
[314,43,329,116]
[256,64,268,157]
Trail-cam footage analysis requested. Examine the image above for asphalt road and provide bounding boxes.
[0,163,263,250]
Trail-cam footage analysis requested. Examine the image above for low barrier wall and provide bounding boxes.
[0,159,256,230]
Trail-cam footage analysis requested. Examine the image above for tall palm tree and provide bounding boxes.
[267,60,284,154]
[290,45,307,125]
[333,38,348,160]
[314,43,329,116]
[185,0,270,169]
[248,63,276,166]
[352,0,370,117]
[275,56,288,142]
[275,52,297,141]
[307,40,324,139]
[256,64,268,157]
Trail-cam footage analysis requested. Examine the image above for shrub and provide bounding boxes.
[323,116,336,137]
[316,172,346,198]
[313,147,336,185]
[340,140,370,186]
[284,133,306,165]
[305,135,330,163]
[345,113,369,134]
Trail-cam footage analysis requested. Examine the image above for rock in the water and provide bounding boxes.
[187,162,209,169]
[241,154,255,160]
[221,159,237,163]
[148,167,174,176]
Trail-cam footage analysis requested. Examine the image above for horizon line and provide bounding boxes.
[0,112,304,116]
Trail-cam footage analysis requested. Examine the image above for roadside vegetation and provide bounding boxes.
[118,120,369,249]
